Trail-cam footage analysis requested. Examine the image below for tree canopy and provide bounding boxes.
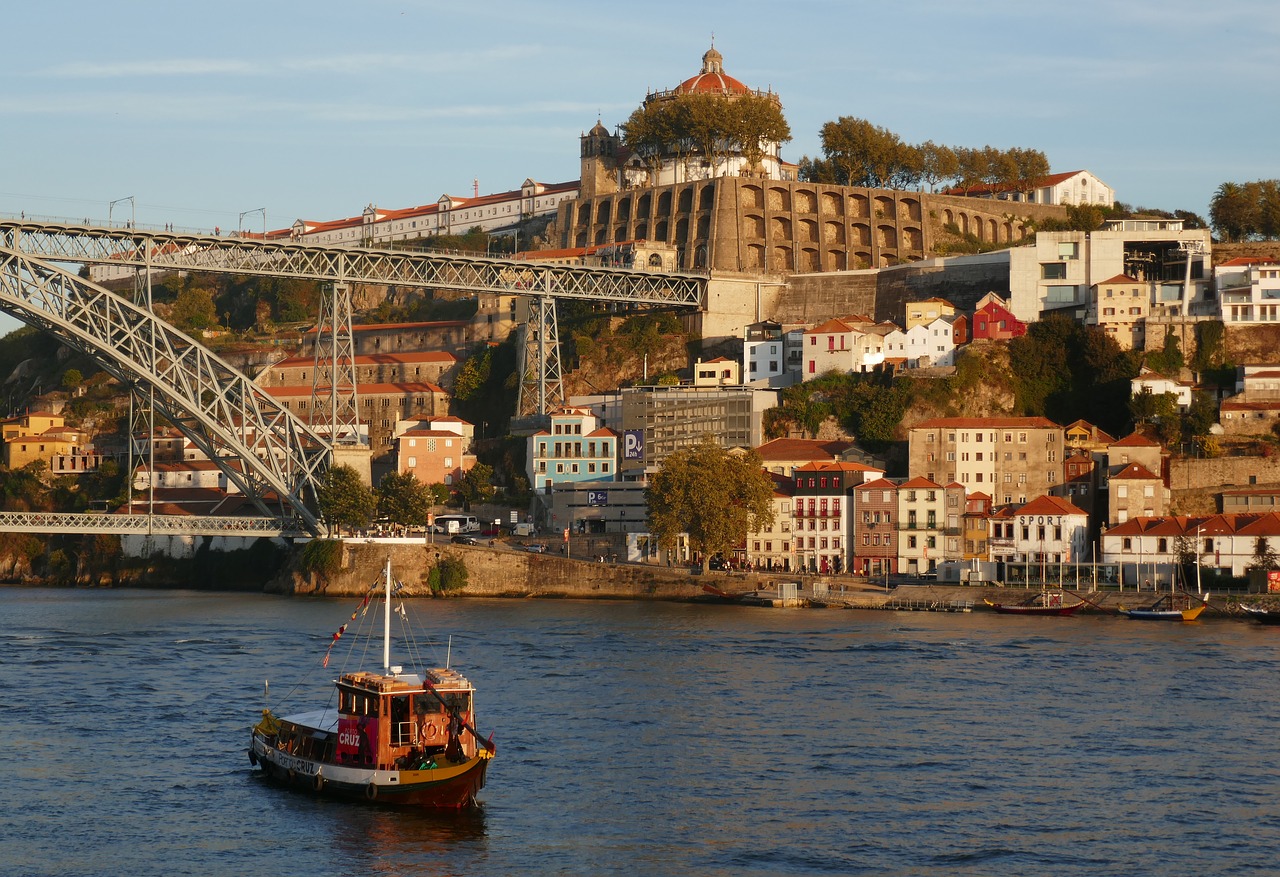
[646,438,775,571]
[1210,180,1280,241]
[376,471,431,529]
[621,92,791,176]
[800,117,1049,193]
[316,464,376,535]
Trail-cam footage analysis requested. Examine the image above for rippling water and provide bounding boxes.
[4,587,1280,876]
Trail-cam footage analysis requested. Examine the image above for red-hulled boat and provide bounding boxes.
[984,589,1087,617]
[249,559,494,808]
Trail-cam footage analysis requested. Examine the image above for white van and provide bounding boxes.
[432,514,480,534]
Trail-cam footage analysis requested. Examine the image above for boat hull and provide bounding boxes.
[250,730,490,809]
[1241,606,1280,624]
[1119,604,1206,621]
[986,599,1085,617]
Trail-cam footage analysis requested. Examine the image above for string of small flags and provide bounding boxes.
[322,589,374,668]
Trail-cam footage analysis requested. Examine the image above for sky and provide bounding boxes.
[1,0,1277,332]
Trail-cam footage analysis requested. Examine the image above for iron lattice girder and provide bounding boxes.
[0,221,706,307]
[0,511,295,536]
[0,244,331,534]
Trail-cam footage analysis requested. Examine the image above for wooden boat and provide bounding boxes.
[1241,604,1280,625]
[984,589,1086,617]
[1118,593,1207,622]
[249,558,495,808]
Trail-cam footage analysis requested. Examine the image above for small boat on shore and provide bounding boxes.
[1241,604,1280,625]
[985,589,1086,617]
[1118,593,1207,622]
[248,558,495,808]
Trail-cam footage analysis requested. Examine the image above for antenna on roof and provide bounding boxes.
[473,179,479,198]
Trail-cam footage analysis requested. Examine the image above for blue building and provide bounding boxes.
[527,407,618,492]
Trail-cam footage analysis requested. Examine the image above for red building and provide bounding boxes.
[969,292,1026,341]
[852,477,899,577]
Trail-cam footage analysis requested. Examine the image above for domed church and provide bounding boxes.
[579,44,794,197]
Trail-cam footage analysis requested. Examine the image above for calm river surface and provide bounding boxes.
[5,587,1280,876]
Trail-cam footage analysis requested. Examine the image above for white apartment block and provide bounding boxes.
[1006,217,1212,325]
[1216,258,1280,324]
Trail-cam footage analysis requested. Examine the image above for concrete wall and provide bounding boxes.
[1169,454,1280,493]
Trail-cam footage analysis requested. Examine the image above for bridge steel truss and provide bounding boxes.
[0,221,706,307]
[0,220,706,417]
[0,240,331,534]
[0,510,296,537]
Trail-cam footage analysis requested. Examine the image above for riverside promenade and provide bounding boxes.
[271,538,1255,618]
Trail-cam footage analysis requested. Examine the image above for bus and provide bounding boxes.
[432,514,480,534]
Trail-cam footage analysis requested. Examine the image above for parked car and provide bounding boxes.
[451,534,480,545]
[524,543,549,554]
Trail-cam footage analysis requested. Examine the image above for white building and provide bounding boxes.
[1006,217,1212,325]
[743,321,802,387]
[1216,258,1280,324]
[1007,495,1089,565]
[1130,366,1195,411]
[802,316,891,378]
[947,169,1115,208]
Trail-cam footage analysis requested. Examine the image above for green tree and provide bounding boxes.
[61,368,84,391]
[456,462,496,507]
[621,92,791,179]
[1210,181,1255,241]
[169,287,219,332]
[376,471,431,530]
[646,438,775,573]
[316,464,376,535]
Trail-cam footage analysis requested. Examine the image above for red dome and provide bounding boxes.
[676,70,751,96]
[674,45,752,96]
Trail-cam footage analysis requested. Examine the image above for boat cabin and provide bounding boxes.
[333,668,477,771]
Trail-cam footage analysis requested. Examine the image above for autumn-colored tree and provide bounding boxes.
[646,438,775,572]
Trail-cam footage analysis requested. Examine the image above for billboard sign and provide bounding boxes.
[587,490,608,507]
[623,429,644,460]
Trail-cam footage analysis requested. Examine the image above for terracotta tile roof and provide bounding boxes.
[900,476,943,489]
[1017,495,1086,516]
[263,381,447,397]
[943,170,1090,197]
[754,438,853,461]
[1111,431,1161,448]
[795,460,884,473]
[1111,462,1160,480]
[272,351,457,368]
[858,478,900,491]
[1097,274,1140,285]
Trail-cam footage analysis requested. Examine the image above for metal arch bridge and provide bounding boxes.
[0,219,706,306]
[0,218,707,416]
[0,219,707,536]
[0,238,330,535]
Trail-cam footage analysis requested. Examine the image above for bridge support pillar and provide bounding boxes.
[516,295,564,417]
[332,444,373,486]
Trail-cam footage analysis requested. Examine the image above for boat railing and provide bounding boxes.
[392,720,417,748]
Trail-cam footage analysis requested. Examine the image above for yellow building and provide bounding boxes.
[3,412,90,469]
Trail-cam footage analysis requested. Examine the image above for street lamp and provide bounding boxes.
[109,196,135,229]
[239,207,267,240]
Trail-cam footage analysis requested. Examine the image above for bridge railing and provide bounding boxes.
[0,511,299,537]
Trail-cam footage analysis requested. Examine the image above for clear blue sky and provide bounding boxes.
[1,0,1275,332]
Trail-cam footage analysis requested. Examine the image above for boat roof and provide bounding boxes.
[279,707,338,733]
[338,667,475,693]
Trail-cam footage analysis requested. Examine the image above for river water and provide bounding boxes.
[5,587,1280,876]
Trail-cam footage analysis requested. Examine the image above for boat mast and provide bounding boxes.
[383,556,392,672]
